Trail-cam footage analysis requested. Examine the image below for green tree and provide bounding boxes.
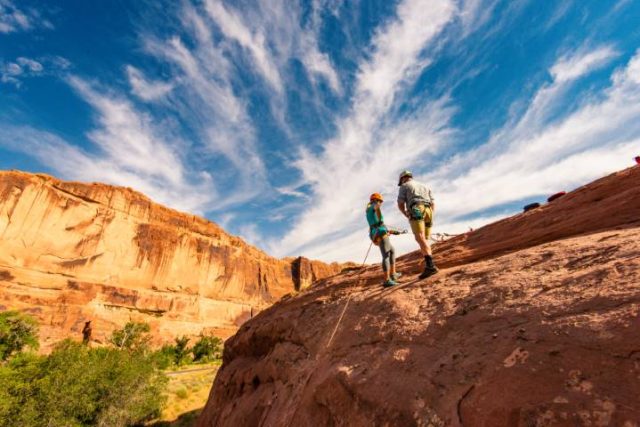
[109,322,151,351]
[0,340,167,427]
[191,335,223,362]
[151,344,176,370]
[0,311,39,361]
[173,336,191,366]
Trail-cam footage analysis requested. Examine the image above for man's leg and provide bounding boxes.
[418,208,438,278]
[410,218,430,255]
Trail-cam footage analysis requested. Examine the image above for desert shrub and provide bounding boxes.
[173,336,192,366]
[0,340,167,427]
[191,335,223,363]
[175,388,188,399]
[0,311,39,361]
[109,321,151,351]
[152,344,177,370]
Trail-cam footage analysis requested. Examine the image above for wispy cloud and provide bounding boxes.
[0,0,52,34]
[0,56,69,87]
[458,0,500,36]
[126,65,173,101]
[1,57,43,86]
[0,76,217,213]
[141,10,266,207]
[551,45,619,83]
[204,0,283,92]
[133,0,346,207]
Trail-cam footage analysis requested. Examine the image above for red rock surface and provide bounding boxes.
[199,166,640,426]
[0,171,345,350]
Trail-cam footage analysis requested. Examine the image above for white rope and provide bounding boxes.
[284,241,375,426]
[325,240,373,349]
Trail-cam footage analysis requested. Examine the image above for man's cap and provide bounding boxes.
[398,170,413,186]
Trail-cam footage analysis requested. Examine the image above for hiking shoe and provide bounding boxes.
[383,279,398,288]
[391,272,402,281]
[419,266,439,280]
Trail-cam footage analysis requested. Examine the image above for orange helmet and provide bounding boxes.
[370,193,383,202]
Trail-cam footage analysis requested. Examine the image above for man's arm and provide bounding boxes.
[397,187,409,218]
[397,201,409,218]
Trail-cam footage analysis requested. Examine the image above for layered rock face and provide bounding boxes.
[200,166,640,426]
[0,171,344,350]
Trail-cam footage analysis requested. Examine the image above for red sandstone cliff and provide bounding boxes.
[0,171,345,350]
[199,166,640,426]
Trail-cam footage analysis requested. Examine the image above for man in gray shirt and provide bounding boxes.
[397,170,438,279]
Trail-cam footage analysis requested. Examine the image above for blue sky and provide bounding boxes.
[1,0,640,262]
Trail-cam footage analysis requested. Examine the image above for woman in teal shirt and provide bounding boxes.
[366,193,401,287]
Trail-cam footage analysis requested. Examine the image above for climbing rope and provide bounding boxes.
[283,241,374,426]
[325,240,374,349]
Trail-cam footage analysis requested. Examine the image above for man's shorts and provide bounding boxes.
[409,205,433,240]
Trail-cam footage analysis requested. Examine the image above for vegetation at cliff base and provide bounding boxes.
[0,310,39,361]
[0,316,224,427]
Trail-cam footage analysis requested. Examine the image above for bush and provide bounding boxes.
[0,311,39,361]
[152,344,177,370]
[175,388,188,400]
[191,335,223,363]
[173,336,192,366]
[0,340,167,427]
[109,322,151,351]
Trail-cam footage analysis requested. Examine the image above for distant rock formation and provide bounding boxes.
[290,256,340,291]
[199,166,640,426]
[0,171,346,350]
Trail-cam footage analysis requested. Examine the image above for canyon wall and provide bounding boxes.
[0,171,345,349]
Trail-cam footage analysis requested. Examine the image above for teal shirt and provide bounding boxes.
[366,203,388,241]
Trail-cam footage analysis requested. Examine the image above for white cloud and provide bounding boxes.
[544,0,573,31]
[1,57,43,86]
[550,45,619,83]
[0,125,216,214]
[143,18,267,207]
[16,57,43,72]
[204,0,283,92]
[68,77,187,186]
[203,0,341,94]
[0,77,218,214]
[0,0,51,33]
[135,0,345,209]
[1,56,69,87]
[459,0,499,36]
[236,223,265,250]
[126,65,173,101]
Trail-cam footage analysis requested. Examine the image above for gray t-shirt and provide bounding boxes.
[397,179,434,208]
